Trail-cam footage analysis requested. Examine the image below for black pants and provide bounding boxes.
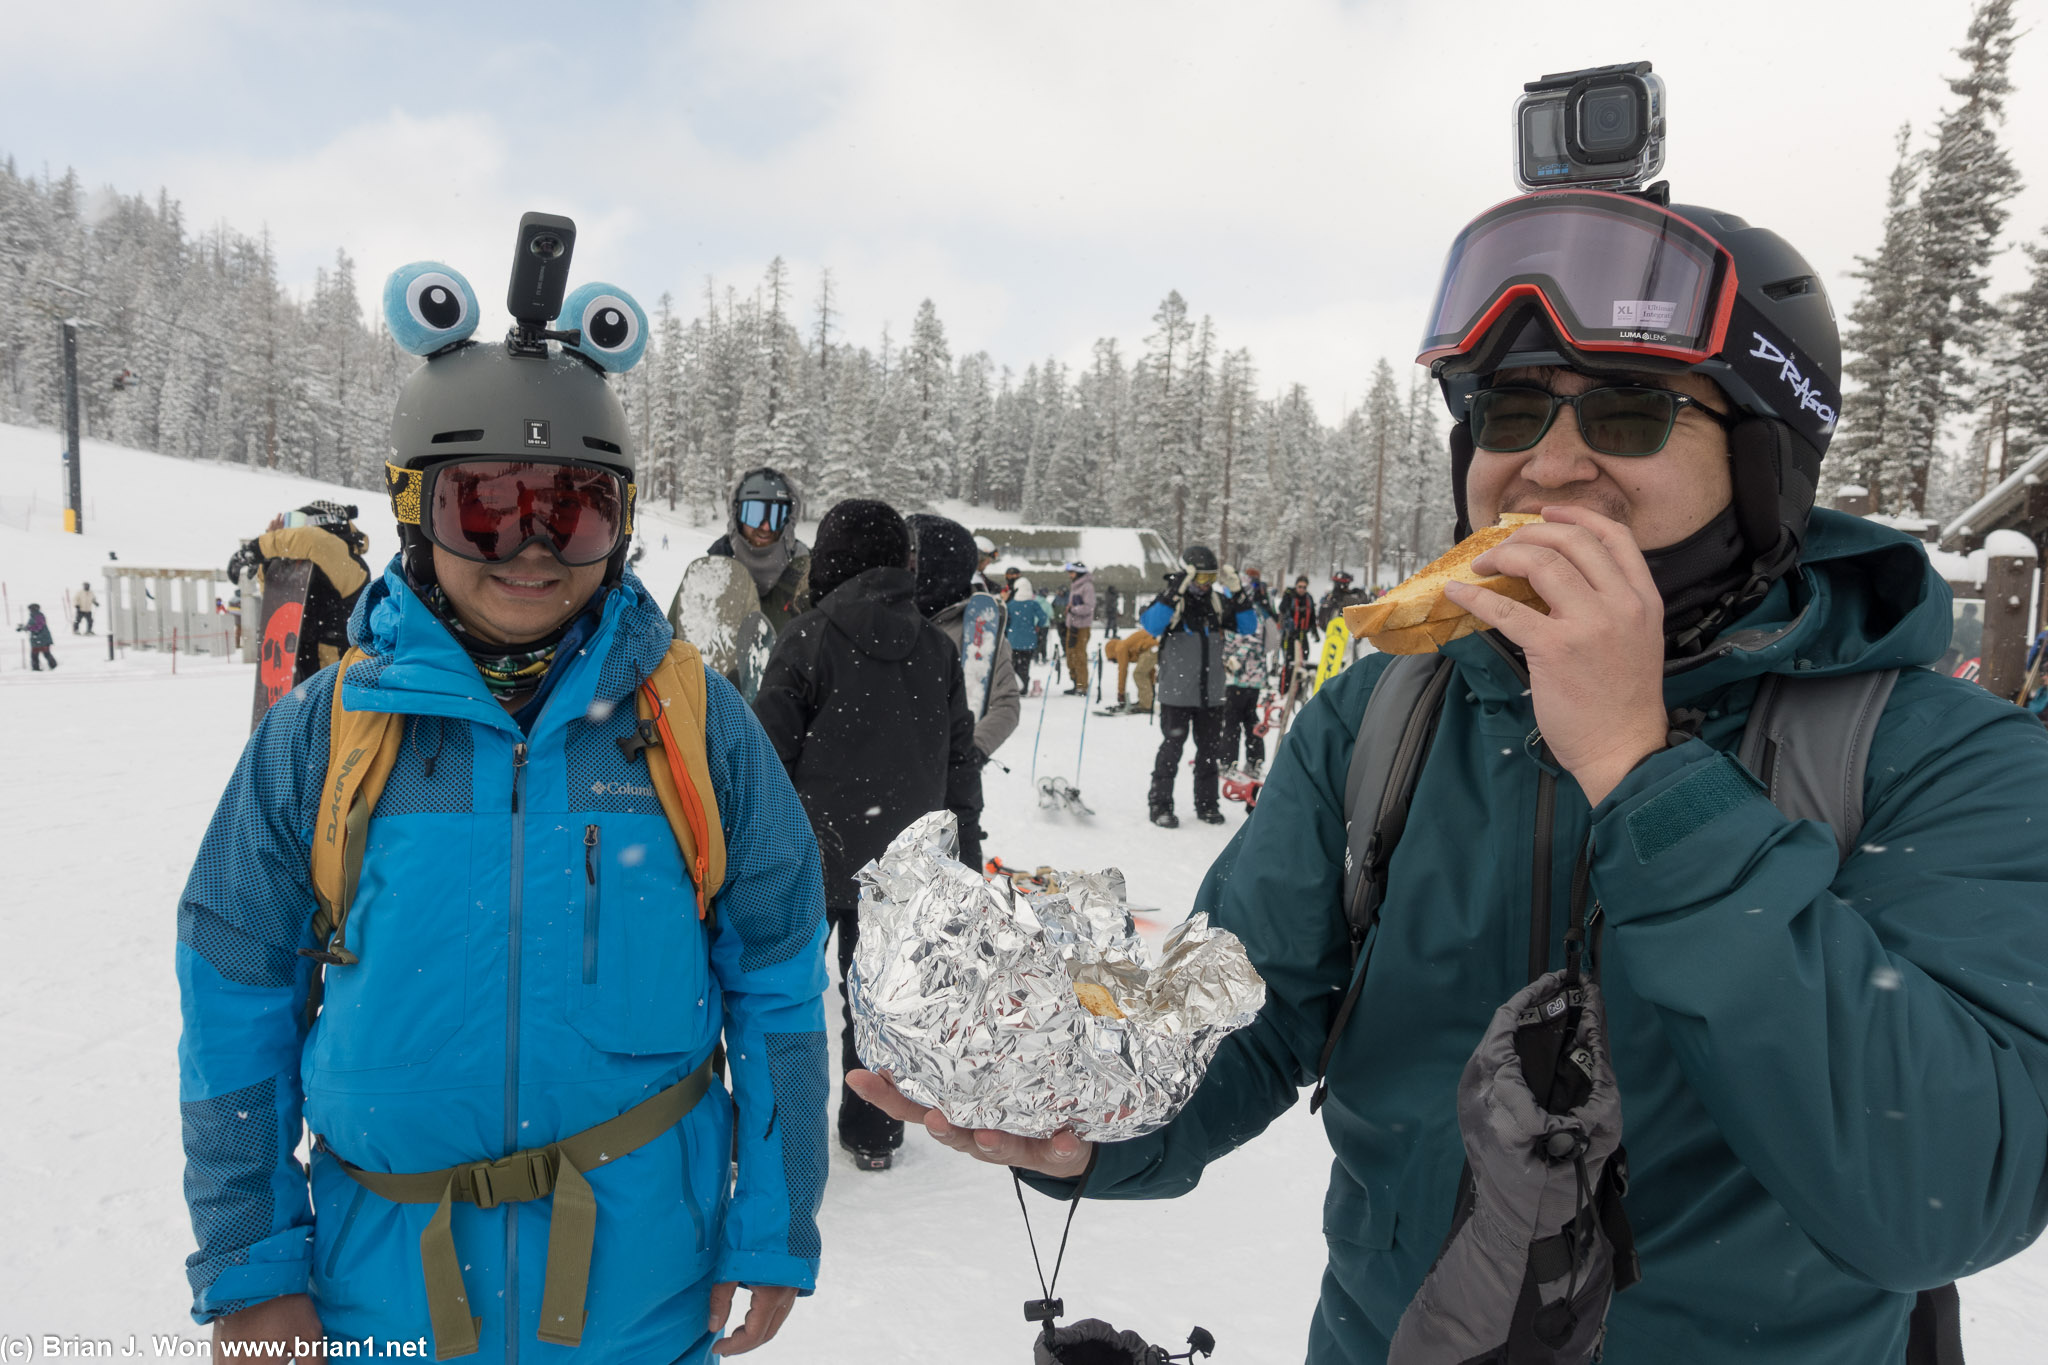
[827,905,903,1149]
[1150,704,1226,815]
[73,609,92,634]
[1014,651,1032,692]
[31,645,56,670]
[1223,687,1265,769]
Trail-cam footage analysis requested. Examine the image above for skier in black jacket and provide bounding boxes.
[753,499,982,1169]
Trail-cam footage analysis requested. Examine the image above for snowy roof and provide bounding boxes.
[1985,529,2039,561]
[1939,442,2048,550]
[1926,545,1987,587]
[970,523,1180,594]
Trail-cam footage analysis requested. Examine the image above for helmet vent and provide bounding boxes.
[582,435,623,455]
[1761,276,1816,301]
[430,429,485,444]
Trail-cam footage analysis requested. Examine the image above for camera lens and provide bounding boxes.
[529,233,565,260]
[1578,86,1639,153]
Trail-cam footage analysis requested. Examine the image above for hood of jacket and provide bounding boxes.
[344,556,674,729]
[1444,509,1953,708]
[817,565,926,663]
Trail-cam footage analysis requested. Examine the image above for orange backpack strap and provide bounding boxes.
[629,641,727,922]
[308,648,404,966]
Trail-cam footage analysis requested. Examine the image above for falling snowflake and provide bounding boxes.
[1870,965,1903,991]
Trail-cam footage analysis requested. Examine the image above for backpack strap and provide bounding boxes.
[307,648,404,969]
[622,641,727,923]
[1310,654,1455,1113]
[1737,670,1899,860]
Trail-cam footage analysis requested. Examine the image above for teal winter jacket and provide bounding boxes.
[177,563,830,1363]
[1047,511,2048,1362]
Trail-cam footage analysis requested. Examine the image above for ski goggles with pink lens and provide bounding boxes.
[1418,190,1738,370]
[388,459,634,565]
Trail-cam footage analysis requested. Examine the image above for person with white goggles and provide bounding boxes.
[854,186,2048,1363]
[700,466,812,636]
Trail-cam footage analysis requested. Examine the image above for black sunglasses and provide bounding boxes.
[1468,384,1736,457]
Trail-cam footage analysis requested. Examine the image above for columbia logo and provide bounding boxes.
[591,780,655,798]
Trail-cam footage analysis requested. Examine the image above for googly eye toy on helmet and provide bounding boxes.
[1422,61,1842,613]
[383,211,650,590]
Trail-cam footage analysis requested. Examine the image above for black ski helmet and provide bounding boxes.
[1181,544,1219,572]
[1425,191,1840,578]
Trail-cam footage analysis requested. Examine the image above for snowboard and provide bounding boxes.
[959,592,1002,719]
[1313,616,1352,694]
[735,611,776,706]
[668,555,760,682]
[251,558,315,732]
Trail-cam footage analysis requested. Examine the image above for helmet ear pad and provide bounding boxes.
[1728,416,1820,561]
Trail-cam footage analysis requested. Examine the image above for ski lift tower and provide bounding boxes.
[61,317,84,534]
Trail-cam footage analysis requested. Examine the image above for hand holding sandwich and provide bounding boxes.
[1442,504,1668,806]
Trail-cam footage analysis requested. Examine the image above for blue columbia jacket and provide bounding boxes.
[1040,512,2048,1362]
[177,563,830,1363]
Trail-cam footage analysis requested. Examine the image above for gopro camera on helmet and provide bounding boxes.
[1513,61,1666,193]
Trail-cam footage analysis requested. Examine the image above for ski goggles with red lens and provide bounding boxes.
[1418,189,1738,369]
[386,459,635,565]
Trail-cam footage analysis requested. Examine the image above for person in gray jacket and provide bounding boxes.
[908,514,1021,762]
[1061,561,1095,695]
[1137,546,1256,827]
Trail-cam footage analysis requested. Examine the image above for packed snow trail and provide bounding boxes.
[2,424,2043,1359]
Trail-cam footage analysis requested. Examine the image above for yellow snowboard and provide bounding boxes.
[1314,616,1352,693]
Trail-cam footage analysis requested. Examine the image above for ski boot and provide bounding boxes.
[1196,808,1227,826]
[1150,809,1179,829]
[838,1134,895,1172]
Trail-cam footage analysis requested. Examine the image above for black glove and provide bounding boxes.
[1032,1319,1168,1365]
[970,745,991,771]
[226,541,265,584]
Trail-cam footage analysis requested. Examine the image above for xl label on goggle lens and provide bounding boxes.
[1612,299,1678,330]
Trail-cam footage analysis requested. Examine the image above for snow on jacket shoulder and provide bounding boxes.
[1043,511,2048,1364]
[176,561,829,1356]
[753,565,982,904]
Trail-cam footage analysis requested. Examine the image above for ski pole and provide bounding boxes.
[1028,657,1053,788]
[1075,685,1091,785]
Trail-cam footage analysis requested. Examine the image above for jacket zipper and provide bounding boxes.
[582,824,601,985]
[1530,763,1557,984]
[505,739,528,1364]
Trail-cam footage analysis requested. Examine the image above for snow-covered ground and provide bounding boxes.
[1,423,2042,1360]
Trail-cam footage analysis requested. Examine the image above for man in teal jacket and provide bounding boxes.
[854,190,2048,1360]
[180,283,828,1361]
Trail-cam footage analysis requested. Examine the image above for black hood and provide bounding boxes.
[818,566,925,661]
[907,513,978,617]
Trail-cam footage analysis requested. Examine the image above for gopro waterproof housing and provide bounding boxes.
[1513,61,1666,192]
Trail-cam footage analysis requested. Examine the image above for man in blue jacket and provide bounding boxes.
[855,188,2048,1361]
[179,312,828,1361]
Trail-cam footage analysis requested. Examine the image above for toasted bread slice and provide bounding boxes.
[1345,514,1547,654]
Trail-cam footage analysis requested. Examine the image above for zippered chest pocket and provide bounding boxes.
[565,818,707,1056]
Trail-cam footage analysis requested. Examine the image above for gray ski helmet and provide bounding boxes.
[1430,194,1840,567]
[385,341,637,582]
[730,467,798,521]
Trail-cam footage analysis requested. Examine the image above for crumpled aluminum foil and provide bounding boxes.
[848,811,1267,1141]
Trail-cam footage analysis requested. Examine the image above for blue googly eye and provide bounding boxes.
[559,282,647,373]
[383,262,479,356]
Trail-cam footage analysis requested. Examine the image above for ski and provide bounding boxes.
[1036,776,1094,817]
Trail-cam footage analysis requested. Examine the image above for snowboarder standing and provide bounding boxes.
[753,499,981,1170]
[1275,573,1320,694]
[18,603,56,669]
[1003,568,1049,695]
[72,581,96,634]
[180,250,827,1361]
[696,466,812,637]
[1140,546,1255,827]
[1318,570,1371,630]
[225,501,372,670]
[1061,561,1095,695]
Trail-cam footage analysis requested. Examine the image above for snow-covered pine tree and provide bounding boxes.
[2005,228,2048,462]
[1901,0,2023,513]
[1837,124,1924,504]
[903,299,954,499]
[1362,359,1402,588]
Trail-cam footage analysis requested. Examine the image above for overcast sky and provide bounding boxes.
[7,0,2047,418]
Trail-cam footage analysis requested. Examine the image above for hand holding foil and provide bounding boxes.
[848,811,1267,1141]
